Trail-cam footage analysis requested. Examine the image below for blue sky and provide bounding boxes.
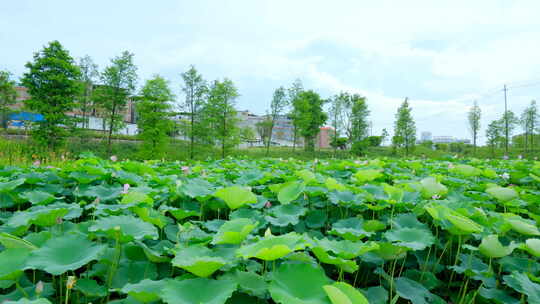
[1,0,540,143]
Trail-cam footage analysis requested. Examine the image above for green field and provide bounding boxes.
[0,156,539,303]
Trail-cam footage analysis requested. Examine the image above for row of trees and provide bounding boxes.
[468,99,539,155]
[0,40,423,159]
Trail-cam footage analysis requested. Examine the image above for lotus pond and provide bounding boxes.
[0,156,540,304]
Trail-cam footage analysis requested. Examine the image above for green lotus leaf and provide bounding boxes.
[75,278,107,298]
[221,271,267,297]
[451,164,481,177]
[172,245,227,277]
[269,262,331,304]
[120,279,168,303]
[266,204,308,227]
[486,186,518,202]
[420,177,447,199]
[7,203,82,228]
[296,169,316,183]
[384,227,435,251]
[306,210,328,228]
[3,299,52,304]
[478,287,520,304]
[505,217,540,235]
[325,178,347,191]
[26,234,106,275]
[354,169,382,183]
[479,235,517,258]
[0,178,25,192]
[120,191,153,206]
[503,271,540,304]
[277,181,305,205]
[214,186,257,209]
[135,240,170,263]
[167,201,200,220]
[237,232,307,261]
[330,218,373,241]
[323,282,369,304]
[311,247,358,273]
[312,238,379,259]
[372,242,409,260]
[89,215,159,242]
[181,178,214,198]
[212,218,257,245]
[523,239,540,257]
[19,190,57,205]
[161,278,236,304]
[0,248,31,280]
[395,277,441,304]
[0,233,37,250]
[444,212,483,234]
[132,206,170,229]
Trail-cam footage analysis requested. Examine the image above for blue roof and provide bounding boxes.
[9,112,45,122]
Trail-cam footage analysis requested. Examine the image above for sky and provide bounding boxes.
[1,0,540,144]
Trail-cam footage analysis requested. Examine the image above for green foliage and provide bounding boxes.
[393,98,416,155]
[0,70,17,129]
[180,65,208,159]
[0,155,538,303]
[93,51,138,154]
[468,101,481,152]
[293,90,327,152]
[137,75,175,159]
[76,55,99,129]
[202,79,240,158]
[21,41,81,149]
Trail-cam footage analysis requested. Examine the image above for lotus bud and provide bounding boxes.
[110,155,118,162]
[114,225,121,231]
[503,155,509,160]
[56,217,63,225]
[66,276,77,289]
[518,154,523,159]
[122,183,130,194]
[264,201,272,208]
[432,194,440,200]
[33,160,41,166]
[448,163,454,169]
[501,172,510,180]
[93,197,100,205]
[35,281,44,295]
[181,166,190,174]
[264,228,272,237]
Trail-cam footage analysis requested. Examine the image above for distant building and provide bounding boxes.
[10,86,138,135]
[432,135,471,144]
[316,126,334,149]
[420,131,432,142]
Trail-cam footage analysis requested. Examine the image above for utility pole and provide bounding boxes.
[504,84,509,155]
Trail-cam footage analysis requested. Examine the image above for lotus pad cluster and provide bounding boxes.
[0,156,539,303]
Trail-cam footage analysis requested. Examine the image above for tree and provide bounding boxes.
[77,55,98,129]
[255,118,272,147]
[0,70,17,130]
[137,75,175,159]
[294,90,327,152]
[486,119,503,156]
[181,66,207,159]
[239,126,256,146]
[265,87,288,156]
[392,98,416,156]
[381,128,389,145]
[520,100,539,152]
[94,51,137,154]
[467,101,481,154]
[349,94,370,143]
[328,93,345,156]
[202,79,240,158]
[21,41,81,149]
[501,110,519,151]
[287,79,303,151]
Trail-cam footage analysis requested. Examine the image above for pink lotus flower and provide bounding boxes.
[264,201,272,208]
[122,183,130,194]
[181,166,190,174]
[35,281,44,295]
[503,155,509,160]
[432,195,441,200]
[448,163,455,169]
[110,155,118,162]
[93,197,100,205]
[33,160,41,166]
[56,217,63,225]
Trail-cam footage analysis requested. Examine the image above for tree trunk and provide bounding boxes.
[107,91,118,156]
